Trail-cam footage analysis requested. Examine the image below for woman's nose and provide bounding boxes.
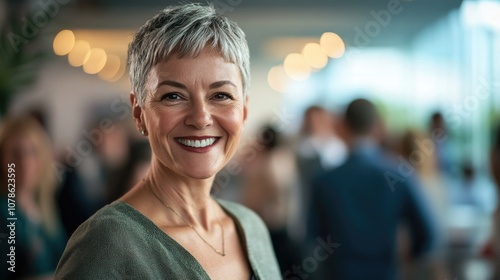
[184,99,213,129]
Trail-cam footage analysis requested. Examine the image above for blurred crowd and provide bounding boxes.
[0,108,151,280]
[0,97,499,280]
[219,98,500,280]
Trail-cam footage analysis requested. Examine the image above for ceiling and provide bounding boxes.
[5,0,464,61]
[94,0,464,45]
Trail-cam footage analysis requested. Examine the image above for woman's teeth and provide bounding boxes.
[177,138,217,148]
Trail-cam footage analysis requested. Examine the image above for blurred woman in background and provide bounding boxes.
[0,115,67,280]
[398,129,449,280]
[240,125,301,272]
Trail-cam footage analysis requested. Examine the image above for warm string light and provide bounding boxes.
[268,32,345,92]
[320,32,345,59]
[267,65,288,93]
[53,29,125,82]
[302,43,328,69]
[53,29,75,56]
[284,53,311,81]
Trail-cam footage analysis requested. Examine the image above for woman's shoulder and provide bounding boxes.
[55,201,162,279]
[72,201,141,234]
[69,200,162,245]
[82,200,139,222]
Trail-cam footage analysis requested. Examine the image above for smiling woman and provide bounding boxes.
[55,4,281,280]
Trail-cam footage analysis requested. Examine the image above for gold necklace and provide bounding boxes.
[144,179,226,256]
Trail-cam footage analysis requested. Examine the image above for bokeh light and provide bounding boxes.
[98,54,122,81]
[53,30,75,56]
[302,43,329,69]
[283,53,311,81]
[267,65,289,93]
[83,48,107,74]
[68,40,91,67]
[106,59,126,82]
[320,32,345,58]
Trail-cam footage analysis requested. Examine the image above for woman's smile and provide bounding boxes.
[175,136,221,153]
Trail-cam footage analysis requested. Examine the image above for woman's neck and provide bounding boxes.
[143,160,218,230]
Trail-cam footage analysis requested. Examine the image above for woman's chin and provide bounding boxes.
[181,167,220,181]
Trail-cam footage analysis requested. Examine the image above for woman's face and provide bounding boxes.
[1,133,41,192]
[133,48,248,180]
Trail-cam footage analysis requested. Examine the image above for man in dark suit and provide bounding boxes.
[306,99,436,280]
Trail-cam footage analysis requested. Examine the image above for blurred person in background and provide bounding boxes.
[108,139,152,200]
[57,116,131,236]
[296,106,347,182]
[307,98,436,280]
[0,115,67,280]
[294,105,347,242]
[398,130,450,280]
[447,161,494,279]
[452,161,482,209]
[429,112,454,175]
[240,125,301,273]
[448,163,485,237]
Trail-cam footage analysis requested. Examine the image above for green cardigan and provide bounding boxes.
[55,200,281,279]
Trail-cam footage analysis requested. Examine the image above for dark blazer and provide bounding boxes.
[306,141,436,280]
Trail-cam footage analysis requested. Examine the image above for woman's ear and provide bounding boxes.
[243,95,249,123]
[130,93,147,136]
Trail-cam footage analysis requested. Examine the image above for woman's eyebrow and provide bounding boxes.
[156,80,237,90]
[156,80,187,89]
[209,80,237,89]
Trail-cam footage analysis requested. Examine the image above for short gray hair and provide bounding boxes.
[127,3,250,106]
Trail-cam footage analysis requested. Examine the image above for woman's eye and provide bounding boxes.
[161,93,182,101]
[213,93,232,100]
